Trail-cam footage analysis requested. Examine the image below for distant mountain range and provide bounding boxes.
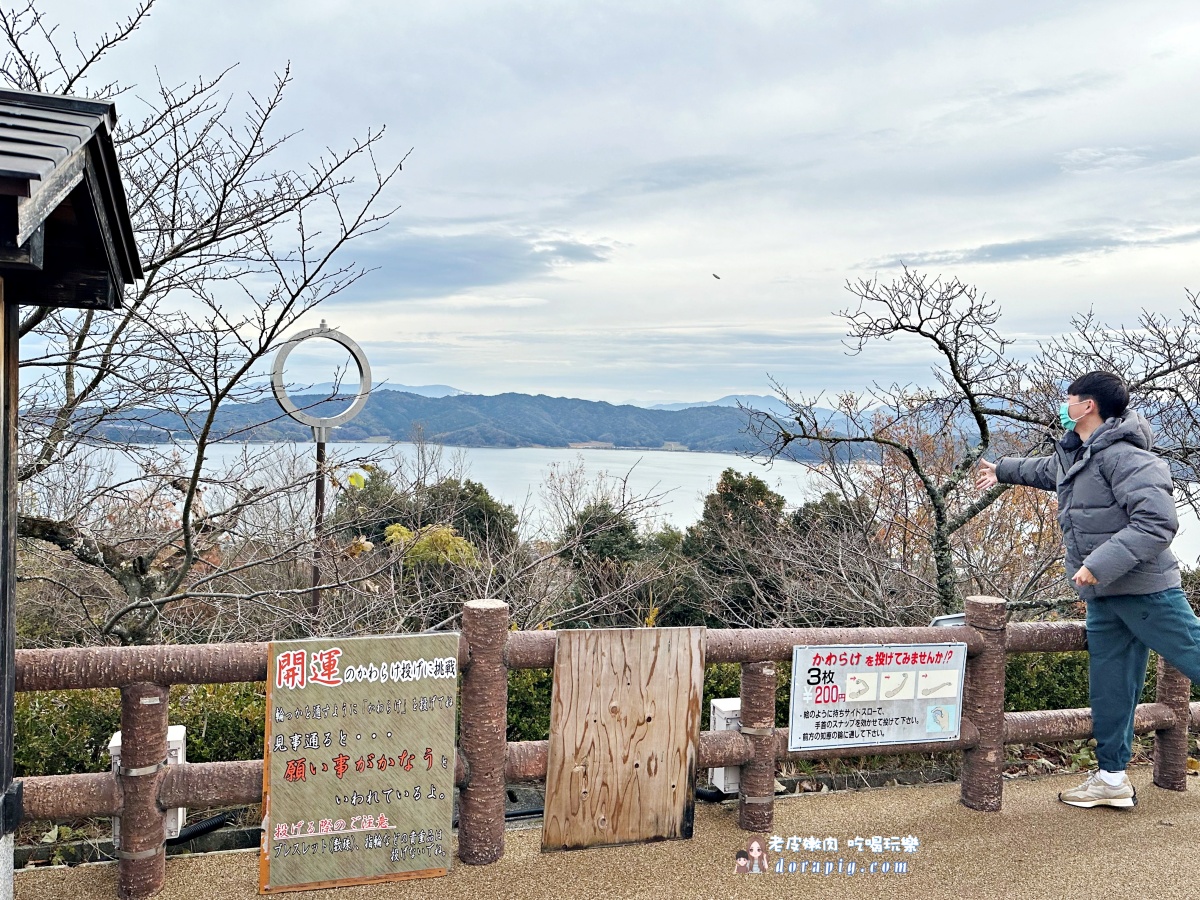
[87,390,836,457]
[272,381,465,398]
[647,394,793,416]
[293,385,796,416]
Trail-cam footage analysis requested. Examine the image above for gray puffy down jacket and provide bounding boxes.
[994,410,1180,600]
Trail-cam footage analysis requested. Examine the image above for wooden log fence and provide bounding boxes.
[9,596,1199,899]
[960,597,1007,811]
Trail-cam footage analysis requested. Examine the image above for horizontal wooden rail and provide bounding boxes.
[26,730,760,821]
[504,624,984,669]
[158,761,262,809]
[495,741,547,785]
[488,719,984,787]
[15,639,472,691]
[1005,621,1087,654]
[25,693,1200,824]
[16,644,267,691]
[706,625,984,664]
[500,632,555,672]
[470,708,1199,793]
[502,730,757,786]
[1004,702,1176,744]
[4,619,1115,688]
[21,771,121,819]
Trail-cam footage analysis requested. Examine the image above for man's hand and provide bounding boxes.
[1072,566,1098,587]
[975,459,997,492]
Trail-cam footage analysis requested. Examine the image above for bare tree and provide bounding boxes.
[4,1,408,642]
[749,267,1200,615]
[1033,294,1200,510]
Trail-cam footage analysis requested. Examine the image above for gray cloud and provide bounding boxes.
[1057,145,1200,173]
[607,156,764,196]
[868,227,1200,268]
[975,70,1118,111]
[350,231,610,299]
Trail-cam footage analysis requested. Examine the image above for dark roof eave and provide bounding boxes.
[0,88,141,286]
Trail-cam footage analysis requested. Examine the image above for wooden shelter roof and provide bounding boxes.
[0,89,141,308]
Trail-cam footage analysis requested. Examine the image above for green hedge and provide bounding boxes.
[1005,652,1091,712]
[170,683,266,763]
[506,667,554,743]
[14,683,266,778]
[14,689,120,778]
[1005,651,1200,713]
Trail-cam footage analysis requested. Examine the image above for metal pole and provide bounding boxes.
[310,429,327,617]
[269,324,372,625]
[0,285,19,897]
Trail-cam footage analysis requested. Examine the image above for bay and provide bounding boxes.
[94,441,1200,565]
[121,441,824,533]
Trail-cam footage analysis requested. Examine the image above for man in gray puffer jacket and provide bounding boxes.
[976,371,1200,809]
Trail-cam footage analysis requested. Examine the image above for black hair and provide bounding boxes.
[735,851,749,860]
[1067,371,1129,420]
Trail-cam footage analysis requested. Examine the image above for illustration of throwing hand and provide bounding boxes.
[884,673,909,698]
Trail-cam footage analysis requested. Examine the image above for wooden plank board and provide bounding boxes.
[542,627,705,851]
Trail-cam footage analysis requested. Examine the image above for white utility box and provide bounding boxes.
[109,725,187,845]
[708,697,742,794]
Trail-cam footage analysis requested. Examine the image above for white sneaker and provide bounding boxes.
[1058,770,1136,808]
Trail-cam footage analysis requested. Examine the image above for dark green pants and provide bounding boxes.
[1086,586,1200,771]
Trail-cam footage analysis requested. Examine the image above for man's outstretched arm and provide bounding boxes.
[977,455,1056,492]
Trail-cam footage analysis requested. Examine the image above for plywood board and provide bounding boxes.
[259,633,458,894]
[542,627,705,851]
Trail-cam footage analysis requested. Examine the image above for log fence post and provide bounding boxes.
[457,599,509,865]
[116,682,169,900]
[738,660,776,832]
[1152,658,1191,791]
[960,596,1007,811]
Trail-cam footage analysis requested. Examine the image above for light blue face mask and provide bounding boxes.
[1059,399,1090,431]
[1058,402,1076,431]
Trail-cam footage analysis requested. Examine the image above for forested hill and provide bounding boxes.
[91,391,824,456]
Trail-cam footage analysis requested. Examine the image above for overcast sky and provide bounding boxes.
[34,0,1200,404]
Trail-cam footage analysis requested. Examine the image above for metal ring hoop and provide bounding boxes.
[270,323,373,430]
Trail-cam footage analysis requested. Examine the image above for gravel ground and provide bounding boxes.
[15,767,1200,900]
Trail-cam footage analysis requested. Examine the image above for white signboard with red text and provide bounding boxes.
[787,643,967,753]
